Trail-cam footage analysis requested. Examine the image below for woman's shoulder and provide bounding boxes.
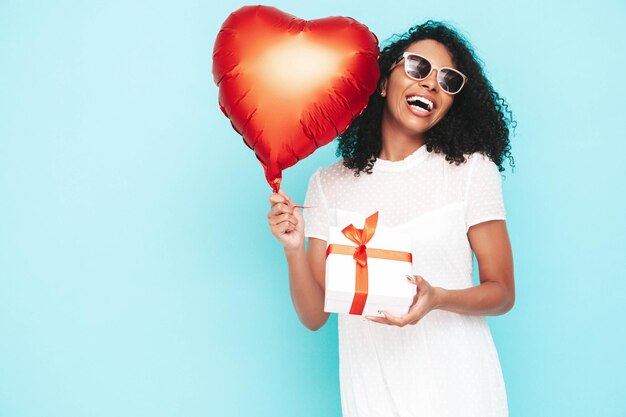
[442,151,498,175]
[439,151,501,199]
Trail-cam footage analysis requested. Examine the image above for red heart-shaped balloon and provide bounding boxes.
[212,6,380,191]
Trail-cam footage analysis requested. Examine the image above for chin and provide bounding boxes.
[402,117,436,134]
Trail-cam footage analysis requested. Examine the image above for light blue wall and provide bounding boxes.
[1,1,625,416]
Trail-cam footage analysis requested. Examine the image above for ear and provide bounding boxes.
[379,78,388,97]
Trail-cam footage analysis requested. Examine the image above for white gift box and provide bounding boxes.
[324,217,415,317]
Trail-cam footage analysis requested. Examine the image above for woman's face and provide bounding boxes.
[381,39,458,138]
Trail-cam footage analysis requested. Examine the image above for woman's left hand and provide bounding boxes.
[365,275,442,326]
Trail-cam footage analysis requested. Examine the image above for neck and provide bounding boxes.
[379,110,426,161]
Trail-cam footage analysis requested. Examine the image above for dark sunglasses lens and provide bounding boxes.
[405,55,431,79]
[439,69,464,93]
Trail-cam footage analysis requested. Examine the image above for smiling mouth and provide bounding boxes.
[406,95,434,112]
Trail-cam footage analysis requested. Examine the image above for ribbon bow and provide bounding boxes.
[342,212,378,266]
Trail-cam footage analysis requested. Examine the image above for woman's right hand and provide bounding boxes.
[268,189,305,251]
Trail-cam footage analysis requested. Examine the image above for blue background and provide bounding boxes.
[1,0,625,416]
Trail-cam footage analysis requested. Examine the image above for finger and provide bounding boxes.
[278,189,296,206]
[277,188,290,202]
[413,275,427,288]
[365,316,390,325]
[269,202,292,217]
[365,311,387,321]
[272,222,297,236]
[408,275,429,293]
[269,193,288,206]
[381,311,407,327]
[279,223,295,234]
[271,213,297,227]
[292,206,304,221]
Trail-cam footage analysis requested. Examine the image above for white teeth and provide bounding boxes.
[406,95,434,111]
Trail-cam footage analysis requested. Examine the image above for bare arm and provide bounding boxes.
[268,190,329,330]
[284,238,329,330]
[434,219,515,316]
[365,219,515,327]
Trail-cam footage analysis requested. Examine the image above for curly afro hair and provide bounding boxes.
[336,20,516,175]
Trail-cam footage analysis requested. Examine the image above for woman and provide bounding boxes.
[268,20,515,416]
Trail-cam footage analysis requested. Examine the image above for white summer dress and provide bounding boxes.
[303,144,509,417]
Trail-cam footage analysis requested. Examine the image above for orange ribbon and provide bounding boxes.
[325,212,413,315]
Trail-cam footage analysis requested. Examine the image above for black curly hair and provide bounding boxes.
[337,20,516,175]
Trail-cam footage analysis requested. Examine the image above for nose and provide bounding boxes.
[418,69,438,91]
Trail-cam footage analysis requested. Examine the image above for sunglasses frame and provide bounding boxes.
[391,52,468,95]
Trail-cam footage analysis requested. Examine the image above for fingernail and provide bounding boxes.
[406,275,414,281]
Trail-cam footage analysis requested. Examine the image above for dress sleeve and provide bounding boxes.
[464,153,506,232]
[303,168,330,241]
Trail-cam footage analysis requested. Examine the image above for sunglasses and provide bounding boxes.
[391,52,468,95]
